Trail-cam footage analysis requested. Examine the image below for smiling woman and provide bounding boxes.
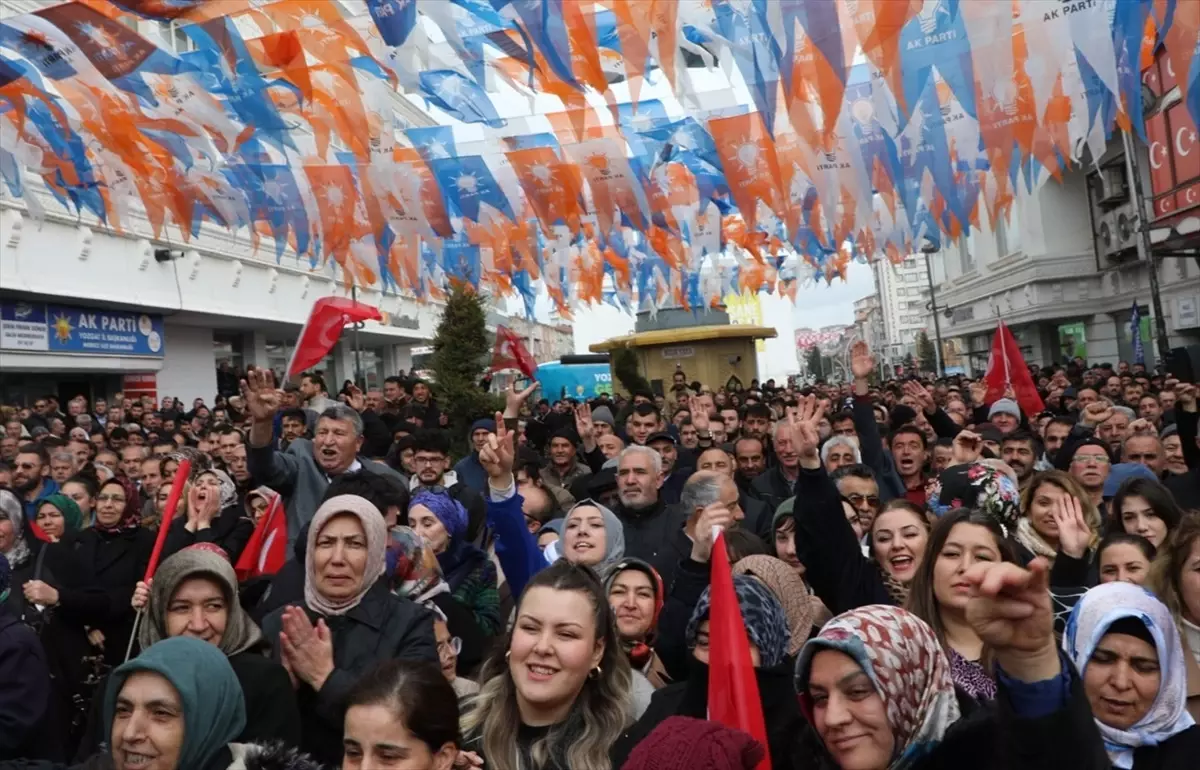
[461,561,631,770]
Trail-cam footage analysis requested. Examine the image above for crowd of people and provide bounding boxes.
[0,342,1197,770]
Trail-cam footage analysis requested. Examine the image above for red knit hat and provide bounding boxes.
[619,716,765,770]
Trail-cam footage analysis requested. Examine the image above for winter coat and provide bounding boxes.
[247,439,406,549]
[159,503,255,564]
[750,465,799,515]
[0,610,58,761]
[613,498,688,591]
[261,580,438,764]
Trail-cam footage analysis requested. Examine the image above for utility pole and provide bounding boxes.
[1122,130,1171,362]
[350,284,364,388]
[921,242,945,376]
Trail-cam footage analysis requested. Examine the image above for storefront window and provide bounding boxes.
[1056,322,1087,364]
[213,332,244,370]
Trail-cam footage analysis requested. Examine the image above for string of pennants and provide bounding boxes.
[0,0,1197,320]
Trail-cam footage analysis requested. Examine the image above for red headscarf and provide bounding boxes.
[95,476,142,534]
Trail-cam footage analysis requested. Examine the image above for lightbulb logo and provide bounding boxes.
[53,312,74,344]
[916,0,947,35]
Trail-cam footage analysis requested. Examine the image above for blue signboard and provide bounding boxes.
[534,362,612,400]
[0,301,165,357]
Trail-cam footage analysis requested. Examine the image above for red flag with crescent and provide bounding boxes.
[491,325,538,378]
[287,297,382,378]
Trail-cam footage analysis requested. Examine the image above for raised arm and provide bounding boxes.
[481,412,545,598]
[242,369,301,492]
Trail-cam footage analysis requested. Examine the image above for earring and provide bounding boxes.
[589,665,602,679]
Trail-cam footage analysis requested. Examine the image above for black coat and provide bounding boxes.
[261,580,438,764]
[751,465,798,514]
[1129,724,1200,770]
[613,498,687,590]
[0,610,58,761]
[159,503,255,564]
[42,527,155,670]
[73,648,302,759]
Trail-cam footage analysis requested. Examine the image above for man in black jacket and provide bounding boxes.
[751,420,801,513]
[614,445,686,588]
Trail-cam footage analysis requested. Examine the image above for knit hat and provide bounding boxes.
[1102,463,1158,498]
[468,418,496,436]
[687,574,790,668]
[988,398,1021,420]
[591,406,616,427]
[619,716,765,770]
[1161,424,1179,439]
[926,462,1021,533]
[772,497,795,531]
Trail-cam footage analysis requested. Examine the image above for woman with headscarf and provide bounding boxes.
[605,558,670,689]
[1064,582,1199,768]
[0,489,35,618]
[409,488,501,636]
[793,563,1111,770]
[0,553,57,760]
[71,636,319,770]
[556,498,626,577]
[33,494,84,543]
[733,554,820,655]
[73,545,302,757]
[388,525,484,675]
[261,494,438,765]
[160,467,255,563]
[613,575,803,770]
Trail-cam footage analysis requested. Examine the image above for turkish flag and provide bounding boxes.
[491,326,538,378]
[984,321,1044,418]
[287,297,382,379]
[708,530,771,770]
[234,494,287,581]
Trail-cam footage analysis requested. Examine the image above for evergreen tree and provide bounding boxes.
[612,346,652,396]
[915,330,936,373]
[903,352,917,374]
[805,346,824,379]
[429,283,503,453]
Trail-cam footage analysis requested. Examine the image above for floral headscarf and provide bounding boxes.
[796,605,960,770]
[687,574,790,669]
[925,462,1020,535]
[1063,582,1196,769]
[0,490,30,569]
[95,477,142,534]
[387,525,449,603]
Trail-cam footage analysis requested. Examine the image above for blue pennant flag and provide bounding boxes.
[428,155,515,222]
[713,0,782,137]
[368,0,418,47]
[406,126,459,163]
[1130,302,1145,366]
[418,70,505,127]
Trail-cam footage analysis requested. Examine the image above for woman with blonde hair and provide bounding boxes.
[1150,515,1200,721]
[1017,470,1100,564]
[461,560,631,770]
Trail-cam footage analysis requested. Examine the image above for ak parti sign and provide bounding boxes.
[1145,52,1200,221]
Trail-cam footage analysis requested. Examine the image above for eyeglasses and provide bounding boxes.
[437,637,462,657]
[412,456,445,466]
[843,494,881,510]
[1072,454,1111,465]
[96,494,127,504]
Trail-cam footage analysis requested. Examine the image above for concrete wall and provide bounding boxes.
[157,323,220,405]
[637,338,760,393]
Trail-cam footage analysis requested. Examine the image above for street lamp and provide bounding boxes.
[920,241,945,377]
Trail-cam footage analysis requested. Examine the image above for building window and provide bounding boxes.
[159,20,196,53]
[959,234,975,274]
[996,204,1022,256]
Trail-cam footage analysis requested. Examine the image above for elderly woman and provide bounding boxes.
[1064,582,1200,768]
[160,468,254,563]
[75,546,301,756]
[0,489,35,617]
[262,494,437,765]
[613,575,802,770]
[33,494,84,543]
[409,488,501,636]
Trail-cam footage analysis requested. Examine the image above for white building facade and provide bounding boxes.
[870,254,938,370]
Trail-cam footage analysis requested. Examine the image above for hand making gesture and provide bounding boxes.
[480,411,516,487]
[574,403,597,453]
[964,558,1060,683]
[902,380,936,415]
[1051,494,1093,560]
[789,395,825,470]
[503,381,539,419]
[951,430,983,466]
[240,368,282,424]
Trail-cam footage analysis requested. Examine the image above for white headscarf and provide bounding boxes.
[1063,582,1196,769]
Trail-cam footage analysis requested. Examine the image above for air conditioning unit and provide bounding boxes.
[1096,203,1139,262]
[1098,167,1129,205]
